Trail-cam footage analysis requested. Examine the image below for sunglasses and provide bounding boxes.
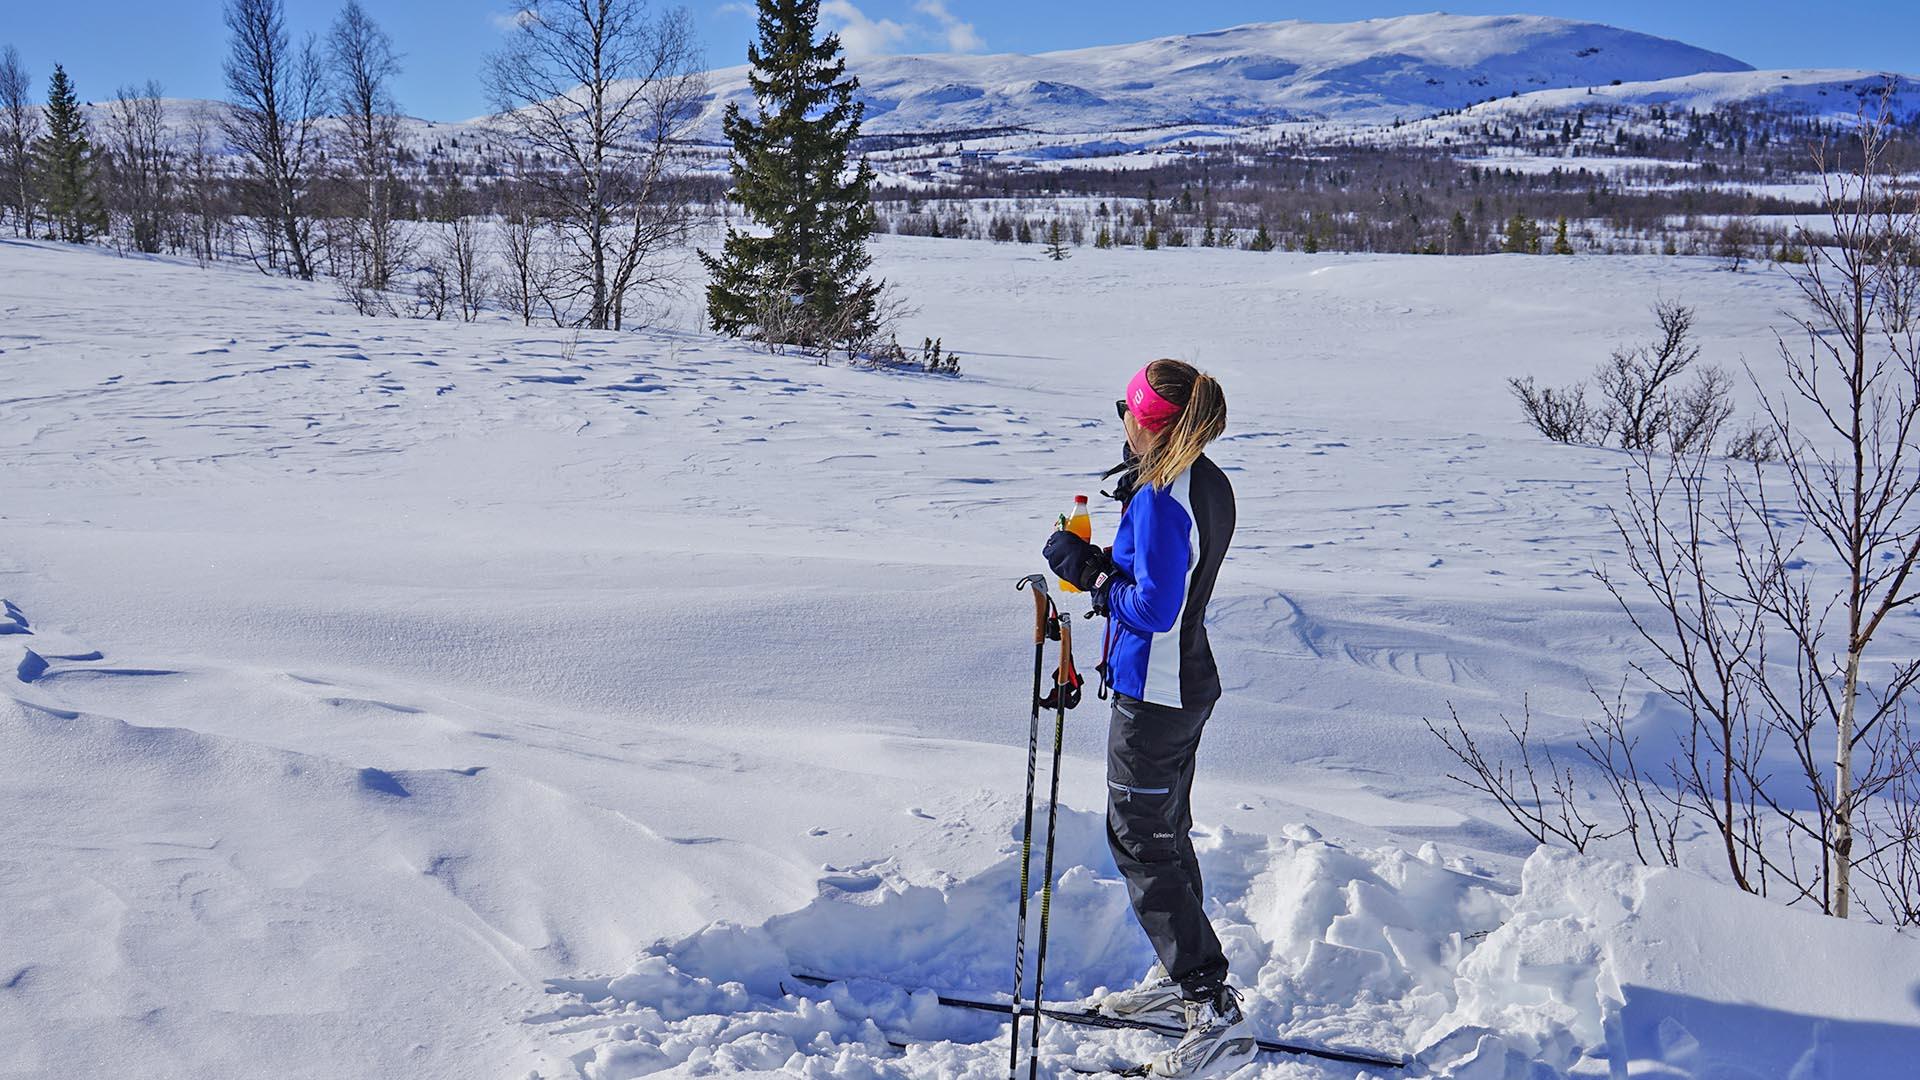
[1115,398,1129,421]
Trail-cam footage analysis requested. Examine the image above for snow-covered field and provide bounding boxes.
[3,234,1919,1079]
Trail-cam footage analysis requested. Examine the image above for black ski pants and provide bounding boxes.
[1105,692,1228,1000]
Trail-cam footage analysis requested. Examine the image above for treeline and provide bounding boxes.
[0,0,715,331]
[878,184,1823,263]
[874,93,1919,258]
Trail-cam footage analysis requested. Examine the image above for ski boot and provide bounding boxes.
[1145,986,1256,1077]
[1094,961,1187,1027]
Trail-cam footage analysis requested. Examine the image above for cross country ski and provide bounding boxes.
[784,971,1408,1071]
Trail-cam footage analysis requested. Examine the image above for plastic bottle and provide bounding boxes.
[1059,494,1093,593]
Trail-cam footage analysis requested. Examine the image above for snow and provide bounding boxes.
[687,14,1751,134]
[1424,68,1920,127]
[61,16,1917,188]
[4,233,1920,1079]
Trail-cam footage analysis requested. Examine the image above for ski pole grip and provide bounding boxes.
[1016,573,1051,645]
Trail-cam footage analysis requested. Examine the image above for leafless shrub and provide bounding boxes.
[859,335,962,376]
[1722,417,1780,463]
[1718,215,1753,272]
[1512,300,1736,454]
[1855,710,1920,926]
[412,256,450,320]
[1594,301,1714,448]
[340,278,398,317]
[1508,376,1595,443]
[1425,701,1624,853]
[1665,362,1736,455]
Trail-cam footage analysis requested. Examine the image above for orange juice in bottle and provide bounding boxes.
[1059,494,1093,593]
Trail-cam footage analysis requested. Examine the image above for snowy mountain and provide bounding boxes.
[689,13,1756,134]
[81,14,1916,170]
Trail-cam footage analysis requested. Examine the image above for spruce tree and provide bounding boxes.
[1044,219,1069,261]
[702,0,880,347]
[1503,213,1540,254]
[1449,211,1471,253]
[1552,216,1574,255]
[1250,222,1276,252]
[34,64,104,243]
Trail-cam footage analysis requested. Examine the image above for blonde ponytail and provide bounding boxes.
[1136,360,1227,491]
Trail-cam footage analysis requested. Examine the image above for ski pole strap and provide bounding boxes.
[1019,573,1078,711]
[1039,612,1082,711]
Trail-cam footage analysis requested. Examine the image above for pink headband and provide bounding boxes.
[1125,366,1181,433]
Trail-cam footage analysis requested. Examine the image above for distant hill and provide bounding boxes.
[65,14,1918,164]
[687,13,1757,135]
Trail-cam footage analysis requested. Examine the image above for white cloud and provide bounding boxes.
[713,1,756,17]
[488,8,537,33]
[820,1,910,57]
[914,0,983,53]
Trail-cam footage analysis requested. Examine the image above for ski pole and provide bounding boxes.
[1009,574,1051,1080]
[1027,612,1074,1080]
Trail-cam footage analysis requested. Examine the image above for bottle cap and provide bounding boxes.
[1074,494,1088,503]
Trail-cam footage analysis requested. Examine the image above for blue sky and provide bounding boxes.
[5,2,1916,122]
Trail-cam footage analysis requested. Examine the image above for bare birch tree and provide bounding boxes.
[429,173,488,323]
[223,0,327,279]
[179,109,231,264]
[497,206,549,326]
[1760,91,1920,918]
[327,0,407,292]
[103,81,172,254]
[483,0,705,330]
[0,45,37,236]
[1435,85,1920,925]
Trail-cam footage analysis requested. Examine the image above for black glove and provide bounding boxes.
[1043,530,1113,593]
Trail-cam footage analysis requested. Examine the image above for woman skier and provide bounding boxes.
[1042,358,1247,1078]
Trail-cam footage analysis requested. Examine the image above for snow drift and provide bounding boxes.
[550,832,1920,1078]
[7,229,1920,1079]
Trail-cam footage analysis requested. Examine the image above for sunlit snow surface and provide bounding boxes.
[3,235,1919,1078]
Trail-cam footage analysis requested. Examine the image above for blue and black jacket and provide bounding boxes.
[1101,453,1236,709]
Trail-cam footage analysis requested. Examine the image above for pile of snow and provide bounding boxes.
[549,832,1920,1078]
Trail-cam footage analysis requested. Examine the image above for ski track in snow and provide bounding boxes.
[3,236,1919,1079]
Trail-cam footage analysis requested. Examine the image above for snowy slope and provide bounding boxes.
[5,235,1920,1079]
[69,15,1913,169]
[1420,67,1920,127]
[688,13,1752,133]
[68,95,498,165]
